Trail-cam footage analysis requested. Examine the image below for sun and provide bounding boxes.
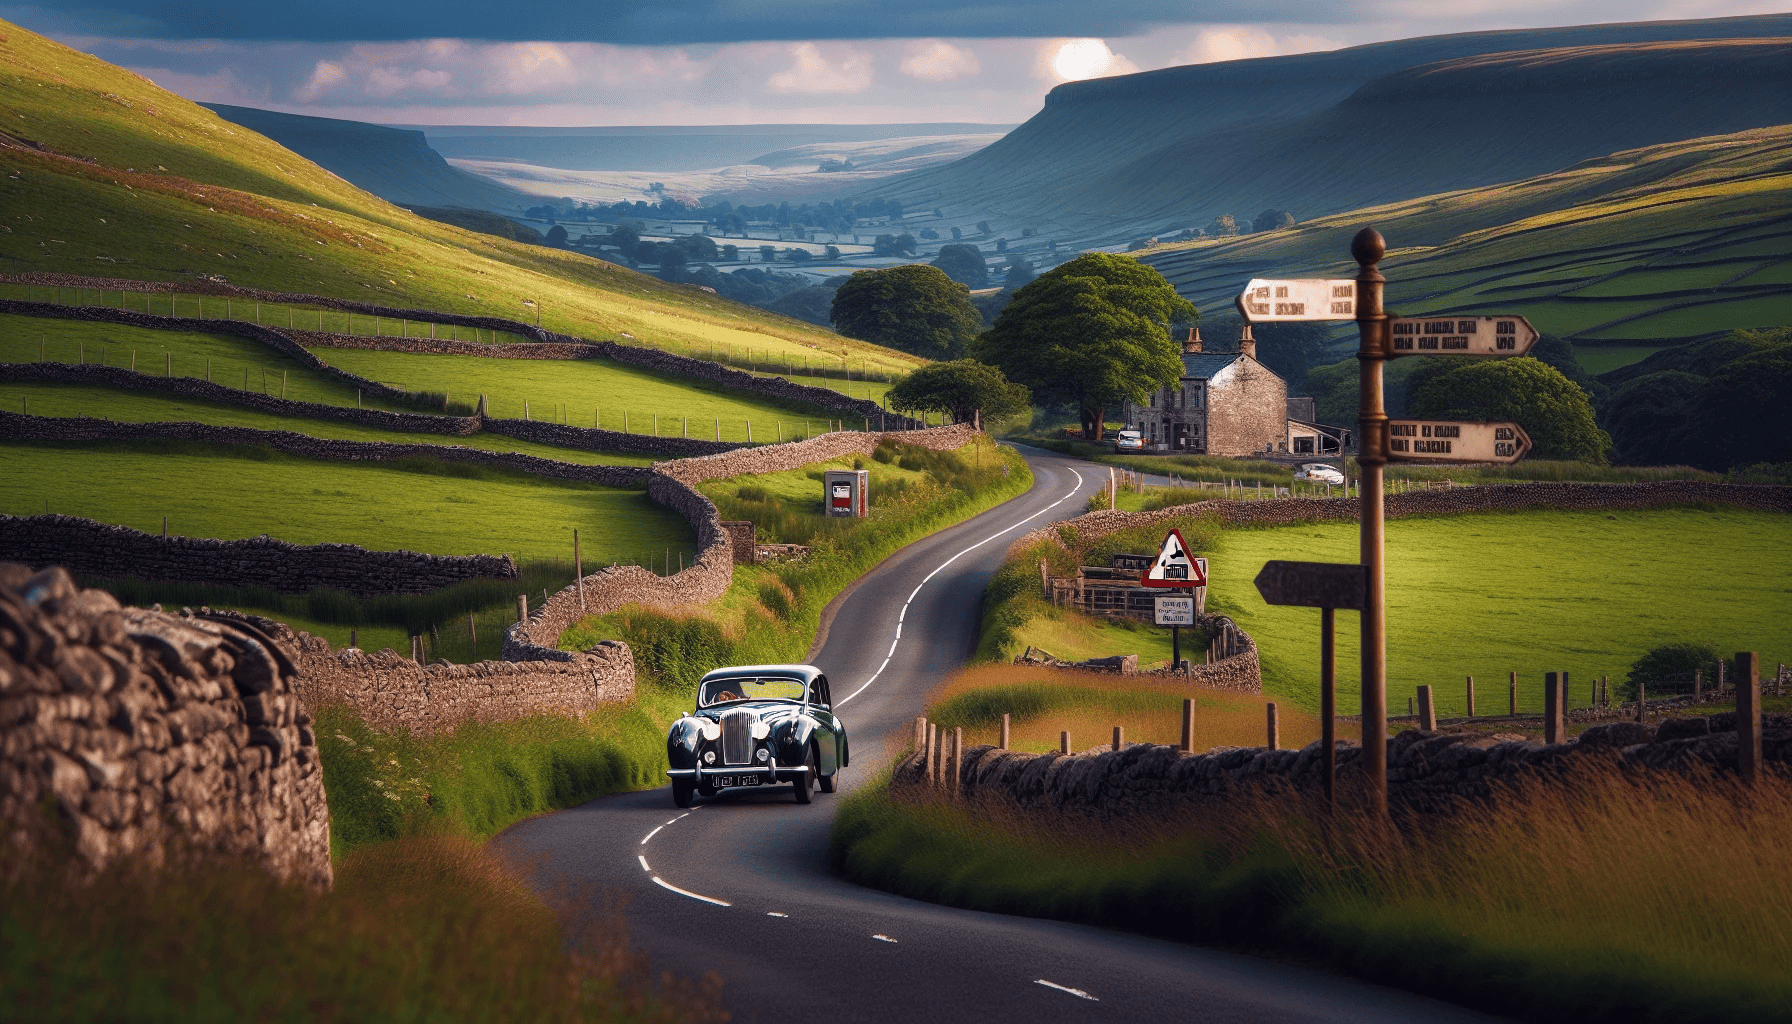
[1052,39,1114,81]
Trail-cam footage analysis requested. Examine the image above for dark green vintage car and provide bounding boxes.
[664,664,849,808]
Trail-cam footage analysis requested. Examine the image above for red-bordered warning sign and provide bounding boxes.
[1142,528,1207,589]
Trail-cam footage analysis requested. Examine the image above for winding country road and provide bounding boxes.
[495,445,1498,1023]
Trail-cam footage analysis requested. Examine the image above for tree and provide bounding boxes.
[894,233,917,256]
[950,226,963,241]
[824,245,841,260]
[544,224,568,248]
[720,243,739,261]
[607,222,641,255]
[1686,345,1792,470]
[758,245,777,263]
[1408,358,1611,462]
[1252,209,1295,233]
[930,243,987,287]
[1601,370,1703,466]
[674,233,718,262]
[888,359,1031,426]
[830,265,984,359]
[872,234,899,256]
[1247,321,1334,392]
[1207,214,1238,236]
[972,253,1195,439]
[785,247,812,263]
[919,228,939,240]
[977,221,992,236]
[1002,257,1036,291]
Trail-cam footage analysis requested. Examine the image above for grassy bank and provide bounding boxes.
[562,436,1033,688]
[832,765,1792,1024]
[0,438,693,564]
[2,833,723,1023]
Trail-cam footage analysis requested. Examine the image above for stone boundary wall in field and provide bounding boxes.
[1014,480,1792,555]
[501,424,980,663]
[0,565,331,887]
[902,715,1792,820]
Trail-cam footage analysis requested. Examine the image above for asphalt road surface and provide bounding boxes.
[496,444,1499,1023]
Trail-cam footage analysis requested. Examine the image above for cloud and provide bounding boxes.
[900,40,980,82]
[765,43,874,94]
[294,60,346,102]
[1175,26,1342,64]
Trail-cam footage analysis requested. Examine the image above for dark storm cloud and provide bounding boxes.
[6,0,1278,43]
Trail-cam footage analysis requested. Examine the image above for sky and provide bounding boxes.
[7,1,1788,126]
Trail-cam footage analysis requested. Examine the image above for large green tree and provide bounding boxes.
[972,253,1195,439]
[1408,357,1611,462]
[830,265,983,359]
[887,360,1031,427]
[930,244,988,287]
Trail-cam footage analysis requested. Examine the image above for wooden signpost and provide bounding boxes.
[1254,560,1366,811]
[1238,231,1535,813]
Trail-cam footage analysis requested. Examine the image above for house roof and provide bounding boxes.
[1180,352,1243,379]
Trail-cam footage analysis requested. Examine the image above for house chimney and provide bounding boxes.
[1183,327,1203,354]
[1239,324,1256,360]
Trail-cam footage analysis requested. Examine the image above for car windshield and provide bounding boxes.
[698,676,808,708]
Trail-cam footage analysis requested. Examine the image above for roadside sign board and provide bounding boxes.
[1386,420,1532,464]
[1155,596,1195,626]
[1143,529,1208,588]
[1389,315,1538,357]
[1253,561,1367,610]
[1238,279,1357,322]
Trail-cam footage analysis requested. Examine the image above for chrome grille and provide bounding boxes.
[721,710,754,766]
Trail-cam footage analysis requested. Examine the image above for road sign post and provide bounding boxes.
[1156,595,1195,673]
[1386,420,1532,463]
[1254,560,1367,812]
[1353,229,1391,817]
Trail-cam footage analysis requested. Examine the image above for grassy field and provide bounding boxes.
[315,345,862,441]
[0,22,924,377]
[0,439,693,564]
[0,381,664,465]
[1206,507,1792,717]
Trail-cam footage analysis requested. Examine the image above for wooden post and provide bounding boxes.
[1561,671,1570,720]
[1738,652,1761,784]
[1266,702,1279,749]
[1694,668,1702,704]
[926,723,938,783]
[1180,698,1194,753]
[1112,726,1123,752]
[1601,675,1609,706]
[1060,731,1070,754]
[1465,676,1475,717]
[468,614,477,659]
[950,727,963,791]
[161,516,167,539]
[1509,671,1518,717]
[913,716,927,754]
[574,529,585,611]
[1637,675,1647,725]
[1544,672,1563,743]
[1417,686,1436,731]
[715,418,720,441]
[350,629,358,650]
[999,713,1010,750]
[517,593,529,625]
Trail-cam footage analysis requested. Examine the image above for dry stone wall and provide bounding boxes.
[904,715,1792,821]
[0,565,331,887]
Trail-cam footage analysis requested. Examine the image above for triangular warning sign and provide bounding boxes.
[1142,528,1206,589]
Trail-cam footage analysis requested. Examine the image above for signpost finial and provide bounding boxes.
[1351,226,1385,267]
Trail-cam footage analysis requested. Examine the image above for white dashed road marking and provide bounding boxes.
[767,911,789,918]
[653,875,732,907]
[1036,979,1098,1001]
[640,825,662,845]
[638,855,650,872]
[872,934,898,943]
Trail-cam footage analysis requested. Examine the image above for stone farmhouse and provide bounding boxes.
[1121,328,1350,457]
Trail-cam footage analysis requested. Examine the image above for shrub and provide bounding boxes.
[1621,642,1721,699]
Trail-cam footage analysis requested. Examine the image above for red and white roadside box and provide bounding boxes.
[822,469,868,518]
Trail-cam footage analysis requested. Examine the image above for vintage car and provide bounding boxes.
[1294,462,1345,486]
[1113,429,1144,453]
[664,664,849,807]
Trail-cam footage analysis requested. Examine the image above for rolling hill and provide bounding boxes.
[870,14,1792,246]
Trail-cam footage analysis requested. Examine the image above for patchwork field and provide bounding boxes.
[1204,507,1792,717]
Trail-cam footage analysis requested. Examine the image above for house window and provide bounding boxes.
[1148,391,1156,408]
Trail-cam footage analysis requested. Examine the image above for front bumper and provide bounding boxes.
[667,764,811,783]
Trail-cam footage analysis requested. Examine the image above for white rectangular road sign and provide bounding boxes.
[1387,420,1532,464]
[1238,279,1357,322]
[1389,315,1538,357]
[1155,596,1196,626]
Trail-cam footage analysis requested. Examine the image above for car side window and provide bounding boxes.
[813,676,831,708]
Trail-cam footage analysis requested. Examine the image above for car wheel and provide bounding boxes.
[819,767,837,793]
[792,745,816,804]
[672,778,695,808]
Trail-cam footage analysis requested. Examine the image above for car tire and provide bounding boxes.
[819,766,837,793]
[672,778,695,808]
[793,746,816,804]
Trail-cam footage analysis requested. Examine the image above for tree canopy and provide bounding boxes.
[830,265,984,359]
[1408,357,1611,462]
[887,360,1031,426]
[930,243,988,287]
[972,253,1195,438]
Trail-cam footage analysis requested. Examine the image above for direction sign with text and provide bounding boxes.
[1253,561,1367,610]
[1389,315,1538,357]
[1143,529,1208,588]
[1386,420,1532,464]
[1237,279,1357,322]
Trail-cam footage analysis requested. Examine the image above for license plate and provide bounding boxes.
[715,775,761,788]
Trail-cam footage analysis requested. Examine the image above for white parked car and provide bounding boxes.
[1113,430,1144,453]
[1294,463,1345,485]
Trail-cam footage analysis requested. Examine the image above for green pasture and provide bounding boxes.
[1584,295,1792,340]
[1736,261,1792,286]
[0,381,657,466]
[1204,507,1792,717]
[1573,344,1675,375]
[1562,264,1757,297]
[315,346,867,442]
[0,439,693,564]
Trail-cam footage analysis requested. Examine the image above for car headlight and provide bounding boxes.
[700,721,721,742]
[703,751,716,764]
[750,720,770,740]
[756,748,770,763]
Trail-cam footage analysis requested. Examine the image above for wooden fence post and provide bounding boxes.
[1112,726,1123,752]
[1636,674,1647,725]
[1417,686,1436,731]
[517,593,528,625]
[349,629,358,650]
[573,529,585,611]
[913,716,927,754]
[1266,702,1279,749]
[1466,676,1475,718]
[1059,731,1070,755]
[926,724,938,784]
[1509,671,1518,717]
[1180,698,1194,753]
[1738,652,1761,784]
[999,713,1010,750]
[1545,672,1563,742]
[1694,668,1702,704]
[950,727,963,792]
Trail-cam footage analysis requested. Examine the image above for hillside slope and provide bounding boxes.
[202,104,535,214]
[0,21,923,376]
[871,14,1792,245]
